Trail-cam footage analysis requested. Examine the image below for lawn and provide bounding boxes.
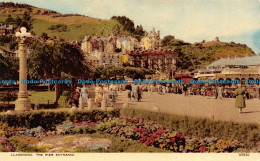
[29,91,55,104]
[29,91,67,108]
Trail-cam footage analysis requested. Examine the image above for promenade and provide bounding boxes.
[117,91,260,124]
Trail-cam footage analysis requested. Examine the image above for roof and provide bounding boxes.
[208,56,260,67]
[125,50,177,55]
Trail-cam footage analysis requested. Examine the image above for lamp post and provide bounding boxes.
[15,27,32,112]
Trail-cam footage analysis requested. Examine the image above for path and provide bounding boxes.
[117,91,260,124]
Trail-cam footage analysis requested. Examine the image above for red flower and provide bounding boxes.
[199,146,206,152]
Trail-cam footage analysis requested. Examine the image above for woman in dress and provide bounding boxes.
[235,84,246,113]
[95,84,103,103]
[81,84,88,106]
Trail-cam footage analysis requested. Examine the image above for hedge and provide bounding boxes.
[122,108,260,148]
[0,109,120,130]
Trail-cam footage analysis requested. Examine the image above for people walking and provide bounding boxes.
[125,83,132,102]
[132,83,138,101]
[206,86,211,98]
[235,84,246,113]
[183,84,188,96]
[109,84,117,107]
[73,87,80,107]
[137,84,142,102]
[217,85,223,99]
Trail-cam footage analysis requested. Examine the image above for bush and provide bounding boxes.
[0,109,120,131]
[1,93,17,102]
[122,108,260,148]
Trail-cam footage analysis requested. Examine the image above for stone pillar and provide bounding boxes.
[101,99,107,111]
[15,37,31,112]
[78,95,83,110]
[87,98,93,110]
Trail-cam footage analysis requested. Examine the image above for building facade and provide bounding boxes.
[194,56,260,85]
[0,24,14,36]
[123,50,178,77]
[141,28,161,50]
[81,29,163,68]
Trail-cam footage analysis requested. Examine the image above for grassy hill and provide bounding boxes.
[162,37,256,71]
[0,2,129,41]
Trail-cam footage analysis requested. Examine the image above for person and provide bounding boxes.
[132,83,138,101]
[206,86,211,98]
[109,84,117,107]
[137,84,142,102]
[235,84,246,113]
[162,85,166,95]
[183,84,188,96]
[217,85,223,99]
[73,87,80,107]
[259,88,260,100]
[125,83,132,102]
[81,85,88,106]
[95,84,102,103]
[214,86,218,99]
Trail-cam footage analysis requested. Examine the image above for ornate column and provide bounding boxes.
[15,27,32,112]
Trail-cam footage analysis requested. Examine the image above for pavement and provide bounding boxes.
[116,91,260,124]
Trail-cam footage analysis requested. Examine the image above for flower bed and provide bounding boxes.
[0,109,252,152]
[122,108,260,148]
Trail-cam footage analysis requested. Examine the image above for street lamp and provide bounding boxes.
[15,27,32,112]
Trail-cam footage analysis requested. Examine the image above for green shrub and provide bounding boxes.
[122,108,260,148]
[0,109,120,131]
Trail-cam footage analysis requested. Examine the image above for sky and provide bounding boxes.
[2,0,260,54]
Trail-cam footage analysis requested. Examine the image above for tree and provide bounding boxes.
[20,12,33,31]
[5,14,15,25]
[134,25,145,41]
[0,55,19,80]
[28,41,89,103]
[111,16,135,33]
[14,15,22,27]
[41,32,49,40]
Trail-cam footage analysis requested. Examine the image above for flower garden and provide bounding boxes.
[0,108,259,153]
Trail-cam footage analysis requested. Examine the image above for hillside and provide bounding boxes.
[162,36,256,71]
[0,2,129,41]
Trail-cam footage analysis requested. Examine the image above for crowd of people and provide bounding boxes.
[71,81,259,114]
